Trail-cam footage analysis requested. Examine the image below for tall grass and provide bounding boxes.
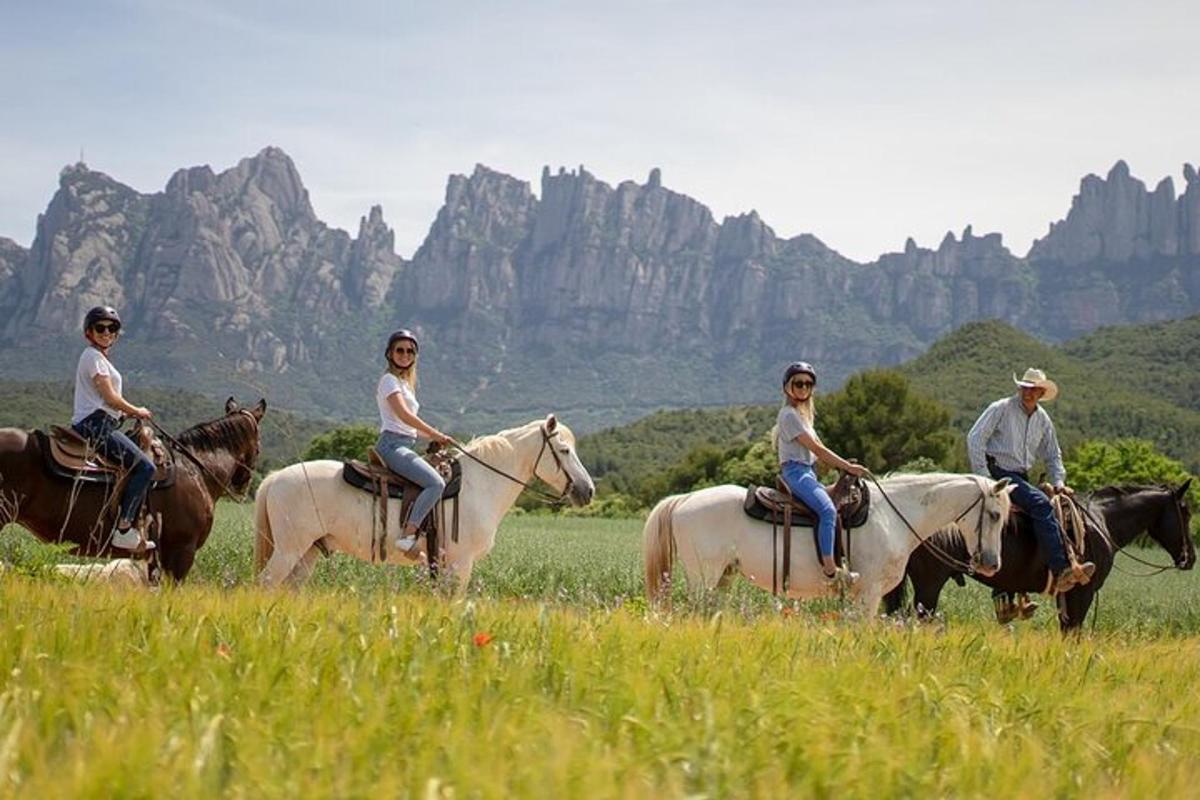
[1,579,1199,797]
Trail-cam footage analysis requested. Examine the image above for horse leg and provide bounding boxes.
[439,555,475,598]
[259,546,306,588]
[1058,585,1096,635]
[853,586,885,622]
[283,545,323,588]
[159,542,197,583]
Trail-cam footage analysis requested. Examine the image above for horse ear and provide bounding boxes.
[544,414,558,434]
[1176,478,1192,499]
[225,396,239,414]
[252,398,267,420]
[993,477,1011,492]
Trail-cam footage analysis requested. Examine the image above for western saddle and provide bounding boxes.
[743,471,871,595]
[341,444,462,573]
[38,424,175,487]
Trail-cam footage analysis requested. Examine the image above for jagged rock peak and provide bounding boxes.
[1185,163,1198,184]
[647,167,662,189]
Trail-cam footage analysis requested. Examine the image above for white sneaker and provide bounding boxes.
[394,534,420,553]
[111,527,156,551]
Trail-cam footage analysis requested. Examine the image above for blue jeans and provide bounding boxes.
[988,465,1069,573]
[72,410,155,528]
[376,431,446,532]
[781,461,837,560]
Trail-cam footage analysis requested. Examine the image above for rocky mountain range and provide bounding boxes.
[1,148,1198,432]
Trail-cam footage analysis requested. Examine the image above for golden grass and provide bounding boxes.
[1,577,1199,798]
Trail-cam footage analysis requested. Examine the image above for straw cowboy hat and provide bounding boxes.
[1013,368,1058,401]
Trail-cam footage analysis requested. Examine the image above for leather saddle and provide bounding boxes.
[341,450,462,500]
[37,425,176,488]
[743,471,870,529]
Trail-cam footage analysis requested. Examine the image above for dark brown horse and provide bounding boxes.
[0,398,265,581]
[882,482,1195,631]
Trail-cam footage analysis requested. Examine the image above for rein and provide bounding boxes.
[148,412,259,503]
[450,427,573,507]
[868,475,988,574]
[1079,491,1189,577]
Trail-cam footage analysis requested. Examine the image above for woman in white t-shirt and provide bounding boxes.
[70,306,156,552]
[376,329,452,552]
[775,361,867,582]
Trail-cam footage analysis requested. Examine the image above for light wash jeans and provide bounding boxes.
[376,431,446,532]
[781,460,837,559]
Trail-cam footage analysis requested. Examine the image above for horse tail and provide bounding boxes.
[254,471,277,574]
[644,494,685,607]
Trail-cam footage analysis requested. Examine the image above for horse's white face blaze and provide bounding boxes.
[534,422,596,507]
[968,480,1012,576]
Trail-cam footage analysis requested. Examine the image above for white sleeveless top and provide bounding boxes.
[73,347,122,424]
[376,373,419,437]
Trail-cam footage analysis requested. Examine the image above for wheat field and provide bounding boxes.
[1,504,1199,797]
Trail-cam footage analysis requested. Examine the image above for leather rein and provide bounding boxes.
[868,474,992,575]
[450,427,574,507]
[148,410,261,503]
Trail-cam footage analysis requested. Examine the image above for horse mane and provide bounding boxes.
[463,419,577,461]
[1091,483,1173,498]
[878,471,982,486]
[176,414,251,454]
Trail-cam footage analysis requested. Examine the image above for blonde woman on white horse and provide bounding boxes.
[776,361,869,585]
[255,415,595,592]
[374,329,453,554]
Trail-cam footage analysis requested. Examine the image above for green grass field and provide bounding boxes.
[2,506,1200,797]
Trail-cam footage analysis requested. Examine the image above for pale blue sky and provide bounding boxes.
[2,0,1197,261]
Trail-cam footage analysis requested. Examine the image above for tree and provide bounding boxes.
[816,370,957,473]
[1066,439,1199,507]
[302,425,378,462]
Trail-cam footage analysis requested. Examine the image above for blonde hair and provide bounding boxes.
[389,362,418,390]
[773,389,816,449]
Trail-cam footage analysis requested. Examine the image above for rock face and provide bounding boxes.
[2,150,1198,429]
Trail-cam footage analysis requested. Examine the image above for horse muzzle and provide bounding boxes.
[972,551,1001,577]
[569,481,595,507]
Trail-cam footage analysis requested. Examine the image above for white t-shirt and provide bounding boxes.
[377,373,419,437]
[73,347,122,424]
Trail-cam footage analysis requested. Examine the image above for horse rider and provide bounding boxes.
[967,367,1094,596]
[775,361,870,585]
[375,329,453,553]
[71,306,156,551]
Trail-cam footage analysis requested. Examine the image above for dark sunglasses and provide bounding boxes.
[91,323,121,334]
[790,379,815,390]
[392,346,417,355]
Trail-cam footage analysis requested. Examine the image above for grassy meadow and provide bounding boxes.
[2,505,1200,797]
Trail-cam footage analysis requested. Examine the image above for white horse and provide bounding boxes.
[644,472,1014,618]
[254,415,595,590]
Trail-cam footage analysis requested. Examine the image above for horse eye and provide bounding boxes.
[989,511,1001,521]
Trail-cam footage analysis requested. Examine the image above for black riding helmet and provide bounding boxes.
[83,305,121,333]
[782,361,817,388]
[384,329,419,364]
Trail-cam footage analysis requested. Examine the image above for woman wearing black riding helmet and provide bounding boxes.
[376,329,452,553]
[775,361,868,583]
[71,306,156,551]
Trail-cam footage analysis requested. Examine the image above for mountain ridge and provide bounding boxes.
[1,148,1198,431]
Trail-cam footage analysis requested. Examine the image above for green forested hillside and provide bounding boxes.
[899,318,1200,469]
[0,381,329,470]
[579,316,1200,492]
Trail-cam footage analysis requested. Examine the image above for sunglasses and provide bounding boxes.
[392,346,417,355]
[790,379,815,390]
[91,323,120,335]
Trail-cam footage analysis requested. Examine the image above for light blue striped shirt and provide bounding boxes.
[966,394,1066,485]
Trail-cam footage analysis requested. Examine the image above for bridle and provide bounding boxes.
[148,409,261,502]
[869,474,996,575]
[451,426,576,506]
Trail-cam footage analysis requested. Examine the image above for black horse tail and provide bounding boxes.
[883,572,909,615]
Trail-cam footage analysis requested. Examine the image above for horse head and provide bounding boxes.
[531,414,595,507]
[967,476,1015,577]
[1158,479,1196,570]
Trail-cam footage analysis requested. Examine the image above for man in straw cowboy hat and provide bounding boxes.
[967,368,1095,601]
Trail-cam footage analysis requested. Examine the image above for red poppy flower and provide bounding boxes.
[473,632,493,648]
[216,642,233,660]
